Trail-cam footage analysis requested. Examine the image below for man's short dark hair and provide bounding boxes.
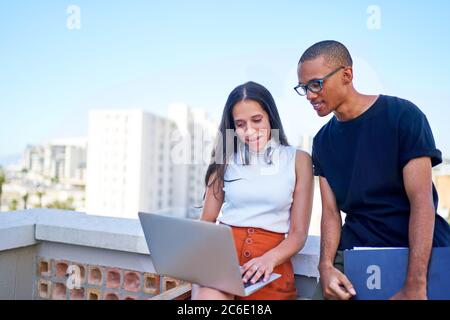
[299,40,353,67]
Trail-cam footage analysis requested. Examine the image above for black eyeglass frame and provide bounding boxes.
[294,66,345,96]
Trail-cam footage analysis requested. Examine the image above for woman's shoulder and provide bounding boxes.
[280,145,311,160]
[293,148,312,169]
[279,144,298,156]
[295,148,311,159]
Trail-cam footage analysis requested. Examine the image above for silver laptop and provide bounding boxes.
[138,212,281,297]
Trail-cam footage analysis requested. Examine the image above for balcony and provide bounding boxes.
[0,209,319,300]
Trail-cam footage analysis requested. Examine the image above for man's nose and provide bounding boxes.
[306,90,318,101]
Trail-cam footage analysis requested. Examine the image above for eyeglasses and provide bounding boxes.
[294,66,345,96]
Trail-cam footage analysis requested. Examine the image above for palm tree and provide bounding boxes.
[36,185,45,208]
[0,167,6,211]
[36,191,45,208]
[22,192,29,210]
[9,199,18,211]
[46,198,75,210]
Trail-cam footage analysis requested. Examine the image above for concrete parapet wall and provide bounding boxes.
[0,209,320,300]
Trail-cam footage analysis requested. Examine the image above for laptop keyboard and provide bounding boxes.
[243,278,264,288]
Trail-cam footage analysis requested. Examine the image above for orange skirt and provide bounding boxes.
[229,225,297,300]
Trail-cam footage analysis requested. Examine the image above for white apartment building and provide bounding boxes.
[22,138,87,186]
[168,103,218,218]
[433,159,450,219]
[297,134,313,154]
[85,106,217,219]
[86,110,174,218]
[0,139,87,212]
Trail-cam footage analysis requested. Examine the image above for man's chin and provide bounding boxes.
[316,110,329,117]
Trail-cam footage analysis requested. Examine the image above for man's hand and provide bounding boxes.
[320,265,356,300]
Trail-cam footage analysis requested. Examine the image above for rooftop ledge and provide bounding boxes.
[0,209,320,300]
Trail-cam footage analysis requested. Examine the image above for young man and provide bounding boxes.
[295,40,450,300]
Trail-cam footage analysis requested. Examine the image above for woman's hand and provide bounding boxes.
[241,254,276,284]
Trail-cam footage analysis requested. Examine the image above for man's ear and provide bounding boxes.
[342,66,353,84]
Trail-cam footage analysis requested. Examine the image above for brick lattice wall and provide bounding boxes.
[35,257,184,300]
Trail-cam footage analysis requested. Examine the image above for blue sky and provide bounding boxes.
[1,0,450,160]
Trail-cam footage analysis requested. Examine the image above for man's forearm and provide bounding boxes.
[318,210,342,270]
[405,203,435,289]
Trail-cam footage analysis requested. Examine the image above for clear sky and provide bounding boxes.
[1,0,450,160]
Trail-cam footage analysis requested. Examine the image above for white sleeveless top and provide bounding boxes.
[217,144,297,234]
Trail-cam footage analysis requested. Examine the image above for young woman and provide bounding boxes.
[191,81,313,300]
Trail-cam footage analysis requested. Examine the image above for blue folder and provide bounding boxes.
[343,247,450,300]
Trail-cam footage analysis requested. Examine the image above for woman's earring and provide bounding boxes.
[244,144,249,165]
[239,142,249,165]
[264,146,274,165]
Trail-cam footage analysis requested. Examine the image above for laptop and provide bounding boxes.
[138,212,281,297]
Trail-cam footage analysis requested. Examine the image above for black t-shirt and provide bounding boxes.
[312,94,450,250]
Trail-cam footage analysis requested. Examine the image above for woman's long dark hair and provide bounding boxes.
[205,81,289,198]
